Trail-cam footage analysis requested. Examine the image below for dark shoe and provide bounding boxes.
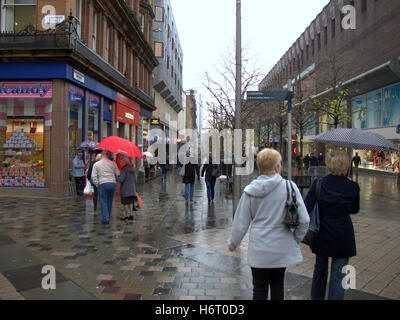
[128,216,134,220]
[120,216,128,221]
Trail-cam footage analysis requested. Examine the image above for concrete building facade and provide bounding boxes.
[259,0,400,170]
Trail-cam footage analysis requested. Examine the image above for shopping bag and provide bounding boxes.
[83,178,94,195]
[136,192,142,209]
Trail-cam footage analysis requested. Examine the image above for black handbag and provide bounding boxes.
[302,179,322,247]
[284,180,300,228]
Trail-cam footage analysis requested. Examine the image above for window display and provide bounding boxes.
[1,119,45,188]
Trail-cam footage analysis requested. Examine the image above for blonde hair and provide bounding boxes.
[326,150,350,175]
[95,154,102,161]
[257,148,282,175]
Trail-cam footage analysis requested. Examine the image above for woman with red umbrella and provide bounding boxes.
[116,158,137,221]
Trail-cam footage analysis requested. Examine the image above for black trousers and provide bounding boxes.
[74,176,85,195]
[251,267,286,300]
[93,185,98,210]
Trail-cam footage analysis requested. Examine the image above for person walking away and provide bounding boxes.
[305,150,360,300]
[201,157,219,205]
[308,152,318,179]
[91,151,120,224]
[117,158,137,221]
[143,155,150,179]
[183,157,200,206]
[352,152,361,176]
[159,158,169,181]
[303,154,310,171]
[228,148,310,300]
[72,152,85,195]
[318,153,324,166]
[87,153,102,211]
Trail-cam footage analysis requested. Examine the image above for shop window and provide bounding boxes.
[1,0,37,33]
[88,93,100,142]
[103,100,112,140]
[68,85,84,173]
[1,93,52,188]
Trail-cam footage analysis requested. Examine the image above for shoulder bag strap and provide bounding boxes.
[315,179,322,203]
[286,180,291,204]
[289,181,297,205]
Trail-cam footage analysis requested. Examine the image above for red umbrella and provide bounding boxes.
[97,136,143,159]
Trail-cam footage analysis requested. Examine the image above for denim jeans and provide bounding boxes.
[98,183,116,223]
[185,183,194,201]
[311,255,349,300]
[161,167,167,180]
[251,267,286,300]
[308,166,318,178]
[205,178,216,202]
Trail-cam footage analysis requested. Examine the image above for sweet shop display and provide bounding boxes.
[1,128,45,188]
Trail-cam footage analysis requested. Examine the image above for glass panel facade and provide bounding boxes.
[68,85,84,174]
[2,0,36,32]
[352,83,400,129]
[88,93,100,142]
[0,95,51,188]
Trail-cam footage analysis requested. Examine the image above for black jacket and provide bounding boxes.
[116,165,137,198]
[87,160,98,185]
[201,164,219,181]
[183,163,200,184]
[305,174,360,258]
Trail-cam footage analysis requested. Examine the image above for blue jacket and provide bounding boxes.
[305,175,360,258]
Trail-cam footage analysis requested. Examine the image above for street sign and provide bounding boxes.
[246,91,293,102]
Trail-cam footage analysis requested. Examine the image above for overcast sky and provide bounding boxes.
[171,0,330,126]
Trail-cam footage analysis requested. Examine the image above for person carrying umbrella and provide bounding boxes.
[182,153,200,206]
[87,153,102,211]
[91,151,120,225]
[116,158,137,221]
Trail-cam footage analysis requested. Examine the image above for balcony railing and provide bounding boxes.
[0,21,155,107]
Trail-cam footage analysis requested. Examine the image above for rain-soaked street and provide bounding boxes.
[0,169,399,300]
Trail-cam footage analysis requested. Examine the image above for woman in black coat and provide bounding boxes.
[182,160,200,205]
[305,150,360,300]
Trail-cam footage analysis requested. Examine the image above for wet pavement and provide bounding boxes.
[0,168,399,300]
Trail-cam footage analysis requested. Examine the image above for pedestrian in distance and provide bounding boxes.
[91,151,120,225]
[228,148,310,300]
[87,153,102,211]
[72,152,85,195]
[304,150,360,300]
[201,156,219,205]
[159,158,169,182]
[182,155,200,206]
[303,154,310,171]
[318,153,324,166]
[352,152,362,176]
[116,158,137,221]
[308,152,319,179]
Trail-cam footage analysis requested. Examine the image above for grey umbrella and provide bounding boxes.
[311,128,399,152]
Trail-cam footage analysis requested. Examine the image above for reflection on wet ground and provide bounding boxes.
[0,169,398,300]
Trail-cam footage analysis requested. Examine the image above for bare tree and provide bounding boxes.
[204,43,266,130]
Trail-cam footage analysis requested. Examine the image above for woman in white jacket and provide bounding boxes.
[228,148,310,300]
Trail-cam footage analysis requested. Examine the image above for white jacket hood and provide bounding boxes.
[244,174,283,198]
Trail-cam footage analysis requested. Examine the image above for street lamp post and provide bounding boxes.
[287,79,293,180]
[233,0,242,216]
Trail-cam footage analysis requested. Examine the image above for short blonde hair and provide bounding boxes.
[326,150,350,175]
[257,148,282,175]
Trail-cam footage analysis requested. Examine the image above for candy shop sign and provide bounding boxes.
[0,82,53,98]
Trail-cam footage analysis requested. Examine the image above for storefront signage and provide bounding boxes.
[68,85,84,103]
[125,112,134,120]
[88,93,100,108]
[151,118,160,125]
[0,82,52,98]
[73,69,85,84]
